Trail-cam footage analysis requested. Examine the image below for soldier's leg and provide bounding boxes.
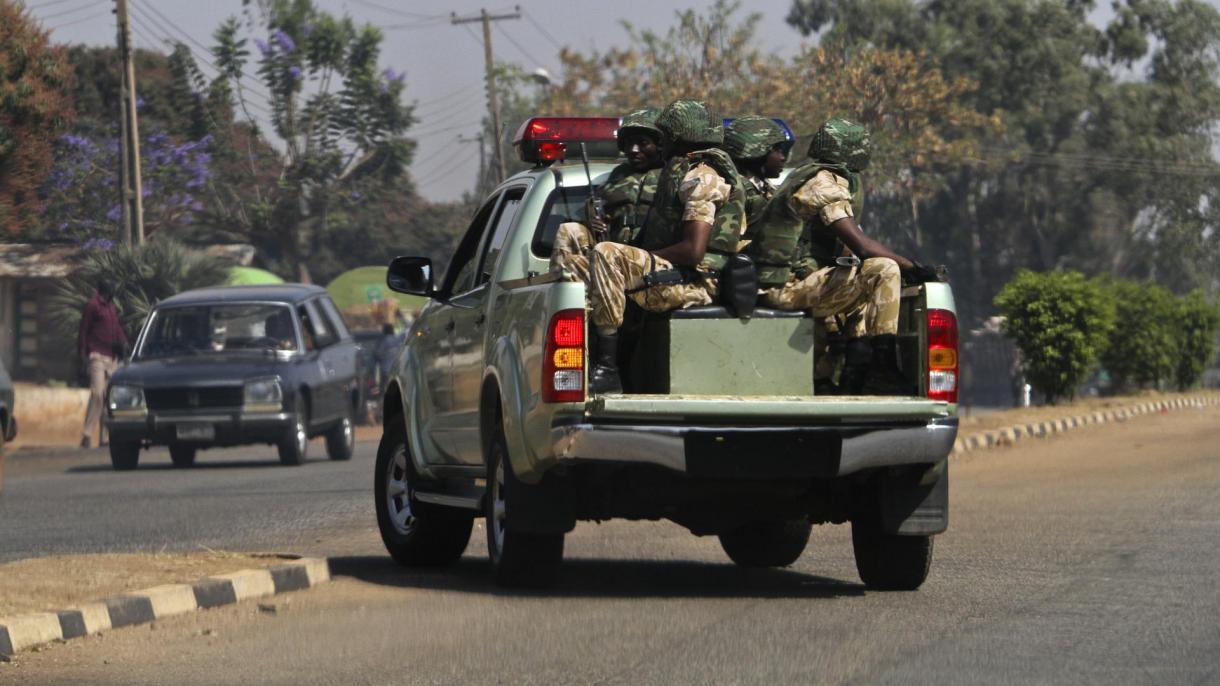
[549,222,594,282]
[857,257,901,336]
[588,243,712,330]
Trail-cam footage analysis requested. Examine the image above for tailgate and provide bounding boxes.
[587,394,953,423]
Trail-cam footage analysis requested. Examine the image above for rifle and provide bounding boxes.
[579,142,607,241]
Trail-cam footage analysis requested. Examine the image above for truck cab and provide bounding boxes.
[375,117,958,590]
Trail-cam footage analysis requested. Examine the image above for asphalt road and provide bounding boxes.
[3,407,1219,685]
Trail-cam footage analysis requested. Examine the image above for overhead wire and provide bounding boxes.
[29,0,93,22]
[24,0,88,10]
[523,11,564,52]
[494,23,545,68]
[46,8,111,31]
[348,0,448,21]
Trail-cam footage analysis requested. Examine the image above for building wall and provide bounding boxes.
[10,279,76,384]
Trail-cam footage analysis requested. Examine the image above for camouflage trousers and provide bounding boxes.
[761,257,900,336]
[552,222,715,330]
[550,222,594,283]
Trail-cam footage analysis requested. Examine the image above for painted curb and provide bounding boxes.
[951,394,1220,460]
[0,557,330,657]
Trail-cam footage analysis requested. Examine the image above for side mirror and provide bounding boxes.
[387,256,435,297]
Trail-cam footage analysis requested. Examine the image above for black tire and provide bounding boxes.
[851,512,933,591]
[278,395,309,466]
[718,519,812,568]
[109,441,140,471]
[485,417,564,588]
[169,443,197,468]
[325,410,354,461]
[375,422,473,566]
[0,440,6,494]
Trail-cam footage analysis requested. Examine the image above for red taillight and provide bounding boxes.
[543,309,585,403]
[538,141,566,162]
[927,308,958,403]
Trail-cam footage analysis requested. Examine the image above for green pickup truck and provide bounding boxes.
[374,117,959,589]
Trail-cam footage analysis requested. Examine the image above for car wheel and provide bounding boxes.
[278,395,309,466]
[0,439,6,494]
[109,441,140,471]
[718,519,812,568]
[325,411,354,461]
[375,422,473,566]
[169,443,197,468]
[485,416,564,588]
[851,511,933,591]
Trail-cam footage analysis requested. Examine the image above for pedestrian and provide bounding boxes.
[374,322,402,382]
[78,281,129,448]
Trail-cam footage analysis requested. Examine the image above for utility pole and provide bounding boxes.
[456,133,486,197]
[114,0,145,245]
[451,7,520,185]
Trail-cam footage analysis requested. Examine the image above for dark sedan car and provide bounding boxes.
[105,285,360,469]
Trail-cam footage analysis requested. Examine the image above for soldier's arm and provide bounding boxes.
[652,163,728,267]
[791,170,915,271]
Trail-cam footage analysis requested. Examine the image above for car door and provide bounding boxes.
[423,195,501,463]
[297,300,337,423]
[447,186,525,465]
[315,296,359,421]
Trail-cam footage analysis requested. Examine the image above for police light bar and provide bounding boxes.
[514,117,621,165]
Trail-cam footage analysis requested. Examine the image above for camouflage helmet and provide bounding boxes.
[724,116,789,160]
[807,118,871,171]
[617,107,662,150]
[656,99,723,148]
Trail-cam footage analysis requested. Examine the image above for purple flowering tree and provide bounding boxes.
[195,1,416,282]
[42,129,213,244]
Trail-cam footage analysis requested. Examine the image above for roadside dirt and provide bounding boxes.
[0,551,293,617]
[956,390,1217,434]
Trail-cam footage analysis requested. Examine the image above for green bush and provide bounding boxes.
[994,270,1115,404]
[1097,278,1178,392]
[1173,290,1220,390]
[48,238,231,347]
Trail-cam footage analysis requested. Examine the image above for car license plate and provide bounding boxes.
[176,423,215,441]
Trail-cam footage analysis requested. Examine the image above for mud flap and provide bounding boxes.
[506,468,576,535]
[879,461,948,535]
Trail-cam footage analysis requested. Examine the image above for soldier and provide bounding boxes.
[549,108,664,282]
[585,98,748,394]
[723,115,791,226]
[746,118,938,395]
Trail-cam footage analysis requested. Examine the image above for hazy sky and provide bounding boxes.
[28,0,803,202]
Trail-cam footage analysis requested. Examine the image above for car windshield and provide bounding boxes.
[137,303,298,358]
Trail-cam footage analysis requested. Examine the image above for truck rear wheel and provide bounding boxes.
[375,423,473,566]
[485,419,564,588]
[851,513,933,590]
[109,441,140,471]
[718,519,812,568]
[169,443,196,468]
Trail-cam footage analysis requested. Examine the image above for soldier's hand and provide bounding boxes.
[903,260,944,284]
[588,215,609,237]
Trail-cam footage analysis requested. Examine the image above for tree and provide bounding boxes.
[48,238,232,345]
[185,0,416,283]
[37,128,213,243]
[1097,278,1179,392]
[0,1,74,235]
[994,270,1115,404]
[1171,290,1220,390]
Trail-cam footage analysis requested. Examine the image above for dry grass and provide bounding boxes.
[0,551,292,617]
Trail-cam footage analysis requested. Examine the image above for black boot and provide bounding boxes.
[588,331,622,395]
[861,334,916,396]
[839,338,873,395]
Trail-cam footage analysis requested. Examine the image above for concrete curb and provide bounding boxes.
[0,557,329,657]
[950,393,1220,460]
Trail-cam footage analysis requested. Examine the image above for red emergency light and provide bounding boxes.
[514,117,621,165]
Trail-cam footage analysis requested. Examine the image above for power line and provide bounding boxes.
[25,0,88,11]
[523,11,564,52]
[31,0,94,22]
[494,23,544,68]
[46,8,110,31]
[348,0,448,21]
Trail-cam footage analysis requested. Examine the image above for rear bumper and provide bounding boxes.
[550,417,958,478]
[106,410,292,447]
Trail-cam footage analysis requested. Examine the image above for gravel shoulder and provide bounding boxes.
[957,391,1215,434]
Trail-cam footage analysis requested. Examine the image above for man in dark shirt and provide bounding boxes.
[78,282,129,448]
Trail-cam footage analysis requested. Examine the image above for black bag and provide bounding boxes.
[718,253,758,319]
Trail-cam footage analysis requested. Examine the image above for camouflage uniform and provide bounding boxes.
[587,99,746,331]
[755,119,901,337]
[723,115,788,225]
